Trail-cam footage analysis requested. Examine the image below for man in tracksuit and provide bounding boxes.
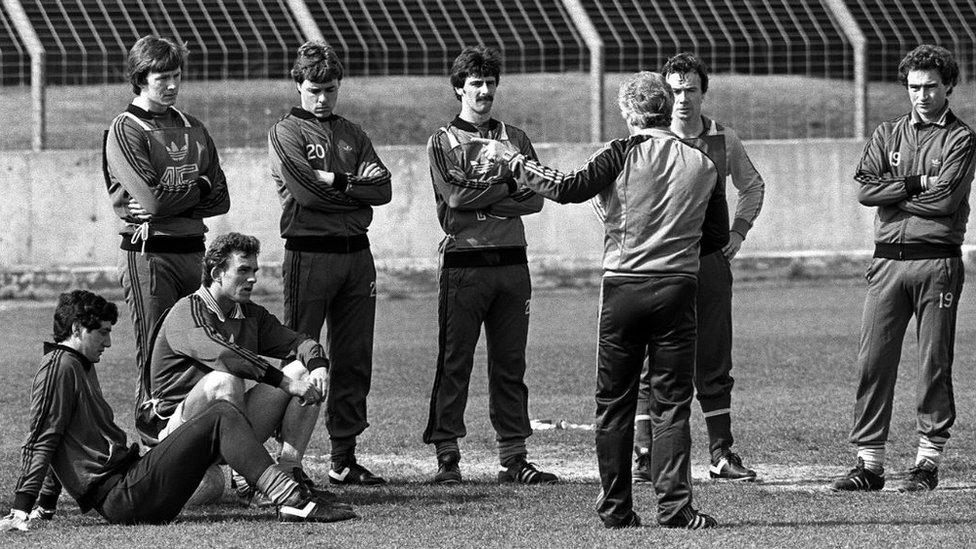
[634,52,765,483]
[422,46,557,485]
[269,41,392,485]
[1,290,352,531]
[832,45,975,493]
[104,36,230,390]
[482,71,726,529]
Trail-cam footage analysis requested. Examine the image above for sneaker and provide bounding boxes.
[898,462,938,492]
[497,458,558,485]
[433,453,462,485]
[633,453,653,484]
[605,512,642,529]
[290,468,352,508]
[830,458,885,491]
[231,471,273,508]
[329,458,387,486]
[661,505,718,529]
[709,451,757,481]
[277,499,357,523]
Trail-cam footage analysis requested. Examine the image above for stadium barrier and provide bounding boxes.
[0,138,936,297]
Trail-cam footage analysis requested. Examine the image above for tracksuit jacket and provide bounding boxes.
[503,127,729,274]
[856,106,975,256]
[13,344,139,514]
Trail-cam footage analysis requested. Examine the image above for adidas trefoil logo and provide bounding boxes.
[166,135,189,161]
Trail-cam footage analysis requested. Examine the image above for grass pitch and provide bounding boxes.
[4,73,976,150]
[1,280,976,547]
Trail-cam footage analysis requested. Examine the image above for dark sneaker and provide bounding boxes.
[898,462,938,492]
[830,458,885,491]
[290,468,352,508]
[433,453,462,485]
[605,512,642,529]
[329,458,387,486]
[497,458,558,485]
[709,451,757,481]
[633,453,653,484]
[661,505,718,529]
[277,499,357,523]
[231,471,273,508]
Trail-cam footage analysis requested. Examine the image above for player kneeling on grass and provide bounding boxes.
[135,232,346,506]
[0,290,354,532]
[832,44,975,493]
[480,71,726,530]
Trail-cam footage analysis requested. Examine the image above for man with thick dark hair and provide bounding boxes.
[832,44,974,493]
[269,40,392,486]
[136,233,345,505]
[480,71,725,529]
[633,52,765,483]
[422,46,556,486]
[1,290,352,531]
[104,36,230,402]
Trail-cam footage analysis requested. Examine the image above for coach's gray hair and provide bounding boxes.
[617,71,673,129]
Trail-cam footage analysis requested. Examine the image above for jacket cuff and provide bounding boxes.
[904,174,924,196]
[13,492,36,514]
[195,177,212,197]
[306,357,330,372]
[332,173,350,192]
[260,366,285,388]
[37,492,59,510]
[730,218,752,239]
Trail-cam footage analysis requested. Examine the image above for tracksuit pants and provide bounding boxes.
[118,249,202,374]
[97,401,275,524]
[423,262,533,463]
[596,274,697,527]
[849,256,963,446]
[636,250,734,461]
[283,246,377,454]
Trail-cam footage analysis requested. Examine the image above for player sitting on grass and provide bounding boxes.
[0,290,354,532]
[135,232,343,506]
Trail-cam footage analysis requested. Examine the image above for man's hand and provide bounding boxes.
[723,232,744,260]
[358,162,384,178]
[473,138,519,163]
[28,507,55,521]
[1,510,29,532]
[307,367,329,403]
[127,197,152,222]
[283,377,323,406]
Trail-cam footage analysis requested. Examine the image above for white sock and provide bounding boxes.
[857,445,885,474]
[916,435,946,469]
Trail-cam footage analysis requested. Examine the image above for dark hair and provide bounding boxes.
[127,36,188,95]
[662,52,709,94]
[291,40,344,84]
[53,290,118,343]
[450,46,502,100]
[203,232,261,286]
[898,44,959,95]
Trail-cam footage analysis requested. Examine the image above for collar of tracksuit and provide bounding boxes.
[42,342,93,371]
[195,286,245,322]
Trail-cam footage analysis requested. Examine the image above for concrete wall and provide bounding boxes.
[1,139,877,271]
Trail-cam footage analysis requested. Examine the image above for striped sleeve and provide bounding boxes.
[250,305,327,371]
[505,138,628,204]
[167,296,284,387]
[268,119,363,212]
[334,127,392,206]
[855,122,924,206]
[898,129,976,217]
[188,124,231,219]
[428,130,513,210]
[487,128,544,217]
[13,351,77,513]
[723,129,764,238]
[104,114,206,217]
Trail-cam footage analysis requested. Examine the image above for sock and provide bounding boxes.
[856,445,885,475]
[330,437,356,467]
[435,440,460,461]
[498,439,527,467]
[255,466,303,507]
[703,411,732,463]
[276,456,301,476]
[916,435,946,469]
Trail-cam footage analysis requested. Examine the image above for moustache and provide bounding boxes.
[477,95,494,101]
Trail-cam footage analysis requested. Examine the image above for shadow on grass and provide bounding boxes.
[735,517,976,528]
